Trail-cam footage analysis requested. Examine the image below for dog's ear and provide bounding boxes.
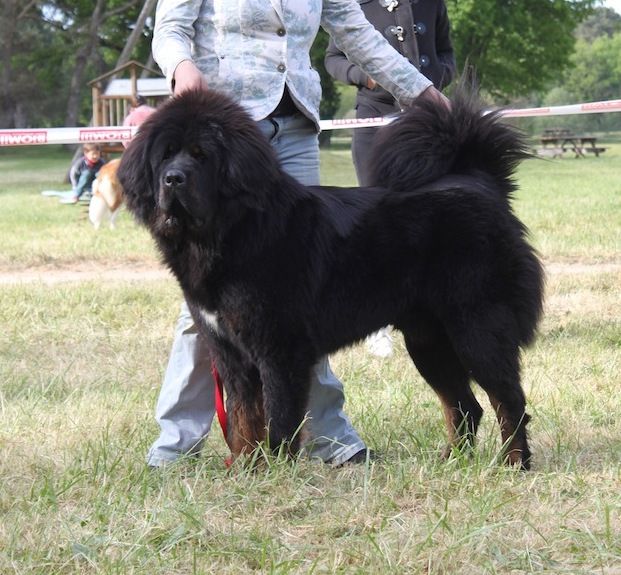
[218,126,281,209]
[117,127,156,226]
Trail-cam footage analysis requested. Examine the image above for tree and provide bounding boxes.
[63,0,108,128]
[568,35,621,103]
[560,32,621,130]
[0,1,44,128]
[445,0,598,101]
[0,0,154,129]
[516,6,621,134]
[115,0,157,68]
[44,0,152,127]
[576,6,621,41]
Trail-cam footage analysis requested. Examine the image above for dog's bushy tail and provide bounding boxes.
[369,83,531,196]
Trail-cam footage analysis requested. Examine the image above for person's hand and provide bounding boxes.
[366,76,377,90]
[419,85,451,111]
[172,60,209,95]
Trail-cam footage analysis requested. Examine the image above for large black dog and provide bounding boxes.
[118,88,544,469]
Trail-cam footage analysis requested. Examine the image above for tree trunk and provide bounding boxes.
[0,4,16,128]
[0,1,38,128]
[116,0,158,69]
[64,0,107,128]
[141,53,156,77]
[64,0,157,178]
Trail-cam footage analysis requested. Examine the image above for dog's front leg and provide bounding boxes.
[208,339,267,460]
[227,388,266,458]
[259,360,313,457]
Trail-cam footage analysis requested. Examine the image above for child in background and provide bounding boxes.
[64,143,105,204]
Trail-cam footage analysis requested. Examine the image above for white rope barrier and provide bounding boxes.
[500,98,621,118]
[318,116,393,131]
[1,98,620,146]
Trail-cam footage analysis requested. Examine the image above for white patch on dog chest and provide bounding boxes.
[199,308,221,335]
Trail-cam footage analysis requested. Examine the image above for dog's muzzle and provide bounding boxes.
[158,168,188,229]
[160,168,186,208]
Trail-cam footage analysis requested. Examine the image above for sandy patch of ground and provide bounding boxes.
[1,258,619,285]
[0,262,172,284]
[544,261,621,276]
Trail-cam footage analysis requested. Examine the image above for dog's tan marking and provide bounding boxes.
[228,396,267,459]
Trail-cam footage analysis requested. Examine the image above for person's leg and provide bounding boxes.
[146,301,216,467]
[351,99,398,187]
[259,114,367,465]
[351,125,377,187]
[74,169,96,200]
[352,100,396,357]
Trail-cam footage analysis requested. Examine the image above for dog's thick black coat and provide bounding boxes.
[118,88,544,468]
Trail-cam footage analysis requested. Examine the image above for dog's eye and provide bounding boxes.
[163,144,177,160]
[190,145,205,160]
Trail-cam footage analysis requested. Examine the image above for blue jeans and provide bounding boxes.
[73,168,98,199]
[147,112,366,466]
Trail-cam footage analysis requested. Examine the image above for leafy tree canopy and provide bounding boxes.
[565,32,621,103]
[445,0,598,101]
[576,6,621,40]
[0,0,151,128]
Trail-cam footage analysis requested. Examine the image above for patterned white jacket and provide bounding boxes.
[153,0,433,127]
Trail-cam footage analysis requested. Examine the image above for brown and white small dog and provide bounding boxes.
[89,158,123,229]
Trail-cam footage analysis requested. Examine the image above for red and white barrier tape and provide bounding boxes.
[319,97,621,129]
[1,98,620,146]
[500,98,621,118]
[0,126,137,147]
[318,115,394,131]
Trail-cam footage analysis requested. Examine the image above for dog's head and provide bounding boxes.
[118,89,281,240]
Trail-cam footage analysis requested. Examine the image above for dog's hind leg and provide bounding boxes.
[473,361,530,470]
[402,328,483,461]
[109,207,120,230]
[445,308,532,470]
[88,195,107,230]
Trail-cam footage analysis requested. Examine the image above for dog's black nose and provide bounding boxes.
[163,169,186,189]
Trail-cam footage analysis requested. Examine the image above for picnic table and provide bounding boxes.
[539,128,607,158]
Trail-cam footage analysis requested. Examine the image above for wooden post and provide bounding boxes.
[92,84,102,126]
[130,63,138,104]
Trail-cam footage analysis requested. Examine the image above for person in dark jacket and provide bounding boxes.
[325,0,455,185]
[325,0,456,357]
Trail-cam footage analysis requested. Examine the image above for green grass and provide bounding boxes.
[514,145,621,261]
[1,142,620,573]
[0,147,157,270]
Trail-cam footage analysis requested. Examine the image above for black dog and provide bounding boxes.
[118,87,544,469]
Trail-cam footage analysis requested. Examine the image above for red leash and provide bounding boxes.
[211,360,232,467]
[212,360,227,438]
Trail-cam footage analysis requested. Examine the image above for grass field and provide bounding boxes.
[0,138,620,574]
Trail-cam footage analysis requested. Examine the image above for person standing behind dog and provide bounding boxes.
[147,0,450,469]
[64,143,106,204]
[325,0,456,358]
